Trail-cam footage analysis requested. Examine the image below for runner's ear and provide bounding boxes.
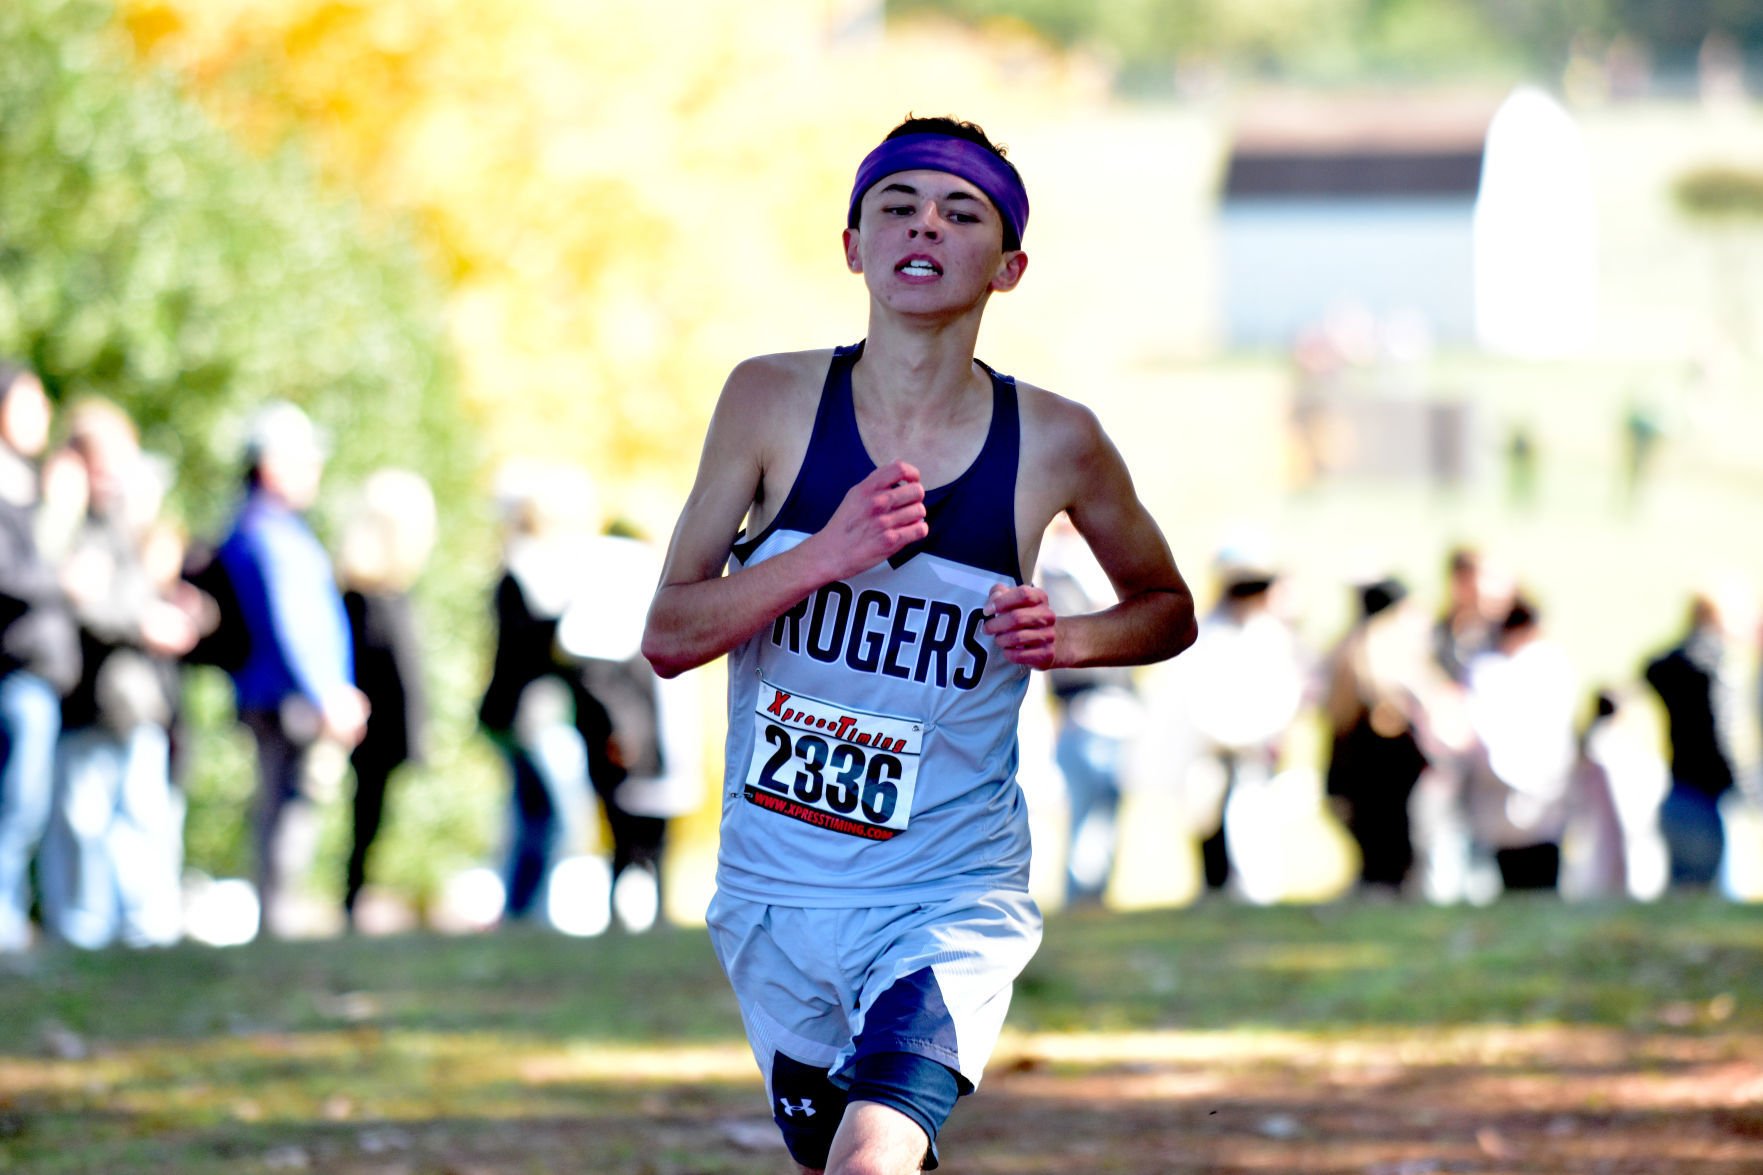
[989,250,1027,293]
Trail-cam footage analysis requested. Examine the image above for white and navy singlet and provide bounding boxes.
[717,342,1034,908]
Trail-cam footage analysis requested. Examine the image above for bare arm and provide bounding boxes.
[641,362,930,679]
[986,396,1196,671]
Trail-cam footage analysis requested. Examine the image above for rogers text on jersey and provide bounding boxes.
[769,582,989,690]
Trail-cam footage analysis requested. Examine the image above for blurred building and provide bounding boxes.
[1218,90,1493,350]
[1217,86,1595,356]
[1221,87,1597,488]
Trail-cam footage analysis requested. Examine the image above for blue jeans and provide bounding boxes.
[0,672,61,951]
[39,724,181,949]
[501,722,588,921]
[1056,723,1127,905]
[1659,784,1725,889]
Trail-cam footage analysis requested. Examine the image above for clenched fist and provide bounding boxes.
[983,582,1057,670]
[815,460,929,580]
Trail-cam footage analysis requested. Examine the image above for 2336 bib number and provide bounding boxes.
[743,682,922,840]
[755,723,902,824]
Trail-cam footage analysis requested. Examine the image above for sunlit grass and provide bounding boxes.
[2,897,1757,1171]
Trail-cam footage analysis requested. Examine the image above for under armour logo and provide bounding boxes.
[779,1097,816,1118]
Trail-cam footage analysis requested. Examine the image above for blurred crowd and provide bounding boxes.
[0,362,693,951]
[1042,535,1762,910]
[3,359,1760,952]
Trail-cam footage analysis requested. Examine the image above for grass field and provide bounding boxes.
[2,896,1759,1173]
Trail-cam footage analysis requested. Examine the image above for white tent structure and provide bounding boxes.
[1473,86,1599,357]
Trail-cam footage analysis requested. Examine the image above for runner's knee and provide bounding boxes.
[845,1050,960,1169]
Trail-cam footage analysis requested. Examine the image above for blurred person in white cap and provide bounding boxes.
[1174,538,1306,897]
[216,400,365,939]
[1037,512,1145,907]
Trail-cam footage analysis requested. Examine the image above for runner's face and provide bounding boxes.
[844,168,1025,312]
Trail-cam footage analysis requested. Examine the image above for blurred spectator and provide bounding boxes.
[557,523,699,931]
[1416,545,1511,903]
[0,363,80,952]
[1463,598,1576,893]
[1643,589,1748,888]
[217,401,365,939]
[1432,546,1514,686]
[1620,396,1663,513]
[1036,516,1144,906]
[336,469,435,930]
[38,400,196,948]
[139,514,205,912]
[1560,690,1636,900]
[1176,543,1304,897]
[1505,425,1537,510]
[1578,686,1670,900]
[478,463,593,923]
[1323,578,1433,895]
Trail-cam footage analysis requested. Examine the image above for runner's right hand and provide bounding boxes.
[814,459,928,579]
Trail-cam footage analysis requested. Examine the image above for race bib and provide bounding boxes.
[744,681,922,840]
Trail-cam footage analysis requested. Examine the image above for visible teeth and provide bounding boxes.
[900,262,938,275]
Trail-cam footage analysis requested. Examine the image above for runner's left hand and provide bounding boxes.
[983,583,1057,670]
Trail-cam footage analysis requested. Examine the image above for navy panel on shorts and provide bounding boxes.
[852,967,969,1090]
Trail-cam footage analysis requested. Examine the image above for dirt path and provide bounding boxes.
[943,1026,1763,1173]
[314,1025,1763,1173]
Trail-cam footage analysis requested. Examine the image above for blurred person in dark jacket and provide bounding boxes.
[477,463,593,924]
[336,469,435,930]
[1644,587,1750,889]
[217,402,366,939]
[0,363,80,952]
[1324,578,1437,895]
[38,400,197,948]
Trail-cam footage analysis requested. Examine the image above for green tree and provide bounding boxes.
[0,0,494,903]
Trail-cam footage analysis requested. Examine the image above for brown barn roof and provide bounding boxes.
[1224,90,1499,199]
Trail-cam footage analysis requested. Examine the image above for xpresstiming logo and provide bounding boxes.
[744,681,922,840]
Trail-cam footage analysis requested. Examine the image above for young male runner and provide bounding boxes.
[642,116,1196,1174]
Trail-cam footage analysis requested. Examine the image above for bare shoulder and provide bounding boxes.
[1012,378,1156,575]
[710,348,831,469]
[1014,379,1112,503]
[715,348,836,536]
[721,348,832,417]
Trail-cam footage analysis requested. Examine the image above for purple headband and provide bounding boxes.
[846,133,1029,250]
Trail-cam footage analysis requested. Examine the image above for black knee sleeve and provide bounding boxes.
[845,1050,961,1170]
[769,1053,847,1170]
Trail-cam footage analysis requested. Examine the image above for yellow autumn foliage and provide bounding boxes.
[115,0,1106,531]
